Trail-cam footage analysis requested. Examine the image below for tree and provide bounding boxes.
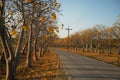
[0,0,26,79]
[0,0,61,79]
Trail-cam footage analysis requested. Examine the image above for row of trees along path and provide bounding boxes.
[0,0,62,80]
[54,16,120,66]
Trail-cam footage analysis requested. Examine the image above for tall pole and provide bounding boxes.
[65,26,72,51]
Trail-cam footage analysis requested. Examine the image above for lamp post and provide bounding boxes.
[65,26,72,51]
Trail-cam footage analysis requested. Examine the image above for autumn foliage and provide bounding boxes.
[53,16,120,66]
[0,0,61,80]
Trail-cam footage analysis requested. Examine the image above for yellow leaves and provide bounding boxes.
[51,13,56,20]
[54,28,59,33]
[53,0,57,6]
[9,11,14,15]
[25,0,30,3]
[53,2,58,7]
[53,27,59,33]
[45,35,48,39]
[44,3,48,7]
[47,27,54,32]
[52,33,55,37]
[47,21,52,24]
[40,17,45,22]
[10,30,16,35]
[47,26,59,33]
[107,27,113,32]
[56,29,59,33]
[47,20,53,25]
[45,9,49,13]
[47,28,51,32]
[47,71,52,76]
[42,78,47,80]
[22,26,29,31]
[15,47,57,80]
[42,73,46,77]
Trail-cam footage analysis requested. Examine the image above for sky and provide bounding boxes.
[57,0,120,38]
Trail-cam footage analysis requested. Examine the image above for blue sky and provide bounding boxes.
[57,0,120,38]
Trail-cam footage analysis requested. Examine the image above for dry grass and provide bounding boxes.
[78,52,118,65]
[0,50,59,80]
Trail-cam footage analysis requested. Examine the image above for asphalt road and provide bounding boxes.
[55,49,120,80]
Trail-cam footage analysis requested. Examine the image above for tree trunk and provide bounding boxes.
[0,24,15,80]
[82,44,85,52]
[6,59,15,80]
[43,40,48,55]
[0,28,16,80]
[39,47,43,58]
[14,29,24,68]
[101,40,104,53]
[85,44,89,52]
[97,44,101,54]
[0,50,5,63]
[26,25,32,67]
[0,1,15,79]
[21,40,28,54]
[90,40,94,52]
[108,39,112,55]
[43,47,46,55]
[33,40,37,62]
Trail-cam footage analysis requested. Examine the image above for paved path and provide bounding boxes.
[55,49,120,80]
